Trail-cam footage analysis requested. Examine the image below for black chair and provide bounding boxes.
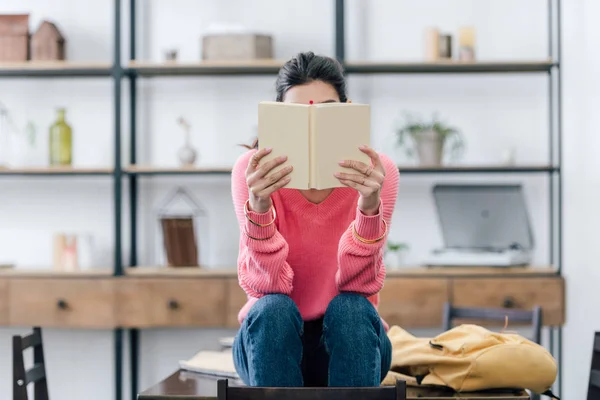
[442,302,543,345]
[587,331,600,399]
[13,327,49,400]
[217,379,407,400]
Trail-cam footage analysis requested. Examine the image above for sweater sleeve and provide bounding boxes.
[231,150,294,298]
[336,152,400,295]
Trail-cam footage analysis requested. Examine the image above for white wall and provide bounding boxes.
[0,0,597,399]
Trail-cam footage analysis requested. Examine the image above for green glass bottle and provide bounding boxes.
[49,108,72,166]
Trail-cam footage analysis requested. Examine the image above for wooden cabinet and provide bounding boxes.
[226,279,247,328]
[379,278,448,328]
[0,279,8,325]
[117,278,228,328]
[0,268,566,329]
[451,277,565,326]
[8,278,116,328]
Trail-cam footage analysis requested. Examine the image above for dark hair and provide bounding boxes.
[243,51,347,149]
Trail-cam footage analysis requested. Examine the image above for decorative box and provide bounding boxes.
[31,20,66,61]
[201,33,273,61]
[0,14,29,62]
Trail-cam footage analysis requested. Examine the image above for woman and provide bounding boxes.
[231,51,400,388]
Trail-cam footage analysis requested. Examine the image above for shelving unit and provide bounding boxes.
[0,0,562,399]
[125,1,562,400]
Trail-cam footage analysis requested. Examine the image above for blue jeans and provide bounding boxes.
[232,293,392,387]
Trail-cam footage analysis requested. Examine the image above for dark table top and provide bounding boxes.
[139,370,530,400]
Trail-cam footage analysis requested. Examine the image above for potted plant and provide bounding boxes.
[384,241,410,270]
[395,111,465,166]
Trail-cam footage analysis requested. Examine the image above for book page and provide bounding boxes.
[258,102,310,190]
[310,103,371,190]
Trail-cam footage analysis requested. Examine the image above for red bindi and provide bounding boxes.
[309,100,314,104]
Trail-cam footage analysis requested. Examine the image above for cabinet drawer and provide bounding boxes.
[451,277,565,326]
[379,278,449,328]
[0,279,8,325]
[226,279,246,328]
[118,278,227,328]
[9,278,116,328]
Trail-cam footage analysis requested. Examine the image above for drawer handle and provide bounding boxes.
[56,299,68,310]
[167,299,179,310]
[502,297,516,309]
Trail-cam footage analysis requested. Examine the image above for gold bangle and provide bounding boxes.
[244,199,276,227]
[244,227,275,241]
[352,218,388,244]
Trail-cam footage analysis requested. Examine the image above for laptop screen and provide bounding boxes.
[433,184,534,251]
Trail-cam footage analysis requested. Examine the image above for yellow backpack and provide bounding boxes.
[382,324,559,398]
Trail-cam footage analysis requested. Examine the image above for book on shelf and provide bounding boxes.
[257,101,371,190]
[179,350,238,378]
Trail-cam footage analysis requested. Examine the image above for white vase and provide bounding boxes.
[178,132,197,166]
[415,130,444,166]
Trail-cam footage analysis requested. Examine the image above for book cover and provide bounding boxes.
[257,101,371,190]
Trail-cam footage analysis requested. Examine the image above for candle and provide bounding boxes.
[424,27,440,61]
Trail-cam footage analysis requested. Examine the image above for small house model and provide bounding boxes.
[0,14,29,62]
[31,20,65,61]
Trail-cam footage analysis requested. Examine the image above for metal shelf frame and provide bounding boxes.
[0,0,563,398]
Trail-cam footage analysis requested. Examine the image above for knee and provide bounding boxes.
[324,293,379,333]
[246,294,302,335]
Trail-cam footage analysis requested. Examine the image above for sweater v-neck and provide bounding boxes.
[279,187,356,218]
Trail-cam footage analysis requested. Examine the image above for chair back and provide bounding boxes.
[442,302,542,344]
[217,379,407,400]
[588,331,600,400]
[13,327,49,400]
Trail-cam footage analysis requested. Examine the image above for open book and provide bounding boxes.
[257,101,371,190]
[179,350,239,379]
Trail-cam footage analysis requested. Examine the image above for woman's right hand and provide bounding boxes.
[245,148,293,213]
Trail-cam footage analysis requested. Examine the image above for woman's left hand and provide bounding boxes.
[335,145,386,216]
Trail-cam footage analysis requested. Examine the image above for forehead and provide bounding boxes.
[283,80,340,104]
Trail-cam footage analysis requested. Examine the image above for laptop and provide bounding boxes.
[424,184,534,267]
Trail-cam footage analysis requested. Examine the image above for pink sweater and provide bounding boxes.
[231,149,400,327]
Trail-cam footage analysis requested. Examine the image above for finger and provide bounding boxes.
[246,148,272,174]
[339,159,371,175]
[336,179,371,196]
[334,172,380,189]
[247,155,287,186]
[255,155,288,179]
[256,175,292,197]
[359,145,385,174]
[253,165,293,192]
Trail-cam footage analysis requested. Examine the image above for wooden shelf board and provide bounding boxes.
[344,59,556,73]
[125,266,236,278]
[386,266,558,277]
[0,61,112,77]
[128,60,284,76]
[123,164,557,176]
[398,164,558,174]
[0,268,113,278]
[124,266,557,279]
[0,166,113,176]
[123,165,232,175]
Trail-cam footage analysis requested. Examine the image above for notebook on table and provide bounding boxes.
[257,101,371,190]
